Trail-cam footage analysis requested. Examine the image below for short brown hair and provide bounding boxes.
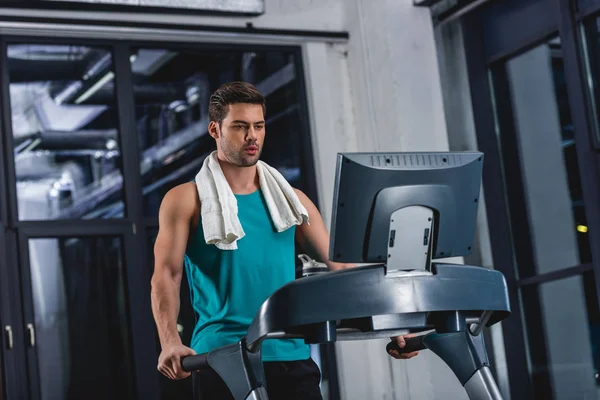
[208,81,266,124]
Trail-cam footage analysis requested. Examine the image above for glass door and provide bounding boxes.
[17,231,136,400]
[0,32,325,400]
[0,38,161,400]
[463,0,600,398]
[0,226,29,399]
[489,37,599,399]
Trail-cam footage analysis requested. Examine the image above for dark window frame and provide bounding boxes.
[462,0,600,398]
[518,263,593,287]
[1,37,135,227]
[2,37,320,228]
[577,0,600,20]
[0,31,332,400]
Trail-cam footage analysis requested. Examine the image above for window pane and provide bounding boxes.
[130,48,309,217]
[578,0,599,13]
[491,37,592,278]
[521,271,600,398]
[9,44,126,220]
[582,16,600,147]
[28,236,133,399]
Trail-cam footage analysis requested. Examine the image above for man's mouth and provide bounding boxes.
[245,146,258,155]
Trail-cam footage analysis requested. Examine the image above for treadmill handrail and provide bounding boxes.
[245,263,510,348]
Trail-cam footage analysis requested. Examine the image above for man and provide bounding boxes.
[151,81,417,399]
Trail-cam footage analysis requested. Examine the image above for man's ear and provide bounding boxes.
[208,121,220,139]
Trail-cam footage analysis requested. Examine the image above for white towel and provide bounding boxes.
[195,151,310,250]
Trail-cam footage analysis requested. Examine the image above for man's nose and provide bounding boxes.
[246,126,258,140]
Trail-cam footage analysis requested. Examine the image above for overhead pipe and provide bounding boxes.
[52,49,112,105]
[74,82,185,105]
[14,129,118,152]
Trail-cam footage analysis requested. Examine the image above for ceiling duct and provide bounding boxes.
[40,0,265,14]
[8,45,91,61]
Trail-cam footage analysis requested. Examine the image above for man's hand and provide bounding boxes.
[387,334,420,360]
[157,342,197,380]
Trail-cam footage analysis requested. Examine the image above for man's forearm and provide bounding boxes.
[326,261,355,271]
[151,273,182,347]
[297,236,354,271]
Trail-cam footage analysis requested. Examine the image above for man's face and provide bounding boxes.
[215,103,265,167]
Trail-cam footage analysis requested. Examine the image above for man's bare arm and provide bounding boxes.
[294,189,354,271]
[151,183,197,379]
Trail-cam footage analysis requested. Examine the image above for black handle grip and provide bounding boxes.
[386,336,426,355]
[181,353,209,372]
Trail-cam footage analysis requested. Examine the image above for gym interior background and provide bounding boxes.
[0,0,599,399]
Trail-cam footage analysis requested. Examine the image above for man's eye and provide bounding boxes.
[255,125,264,130]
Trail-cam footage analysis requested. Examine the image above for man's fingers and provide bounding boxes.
[394,336,407,348]
[388,348,403,359]
[172,356,184,377]
[159,365,175,380]
[180,351,195,377]
[165,364,177,380]
[172,356,192,379]
[157,346,197,380]
[388,349,420,360]
[402,351,420,359]
[186,348,197,356]
[395,333,418,347]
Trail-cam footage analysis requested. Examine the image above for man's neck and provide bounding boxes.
[217,157,259,194]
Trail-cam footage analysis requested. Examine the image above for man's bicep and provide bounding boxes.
[154,192,191,281]
[294,189,331,263]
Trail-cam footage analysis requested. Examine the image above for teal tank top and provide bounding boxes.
[184,188,311,362]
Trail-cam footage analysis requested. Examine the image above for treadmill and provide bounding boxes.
[182,151,510,400]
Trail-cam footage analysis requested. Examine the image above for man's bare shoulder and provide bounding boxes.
[160,182,200,218]
[293,188,313,206]
[293,187,307,199]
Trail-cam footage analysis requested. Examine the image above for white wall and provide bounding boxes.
[434,19,511,400]
[343,0,449,154]
[318,2,468,399]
